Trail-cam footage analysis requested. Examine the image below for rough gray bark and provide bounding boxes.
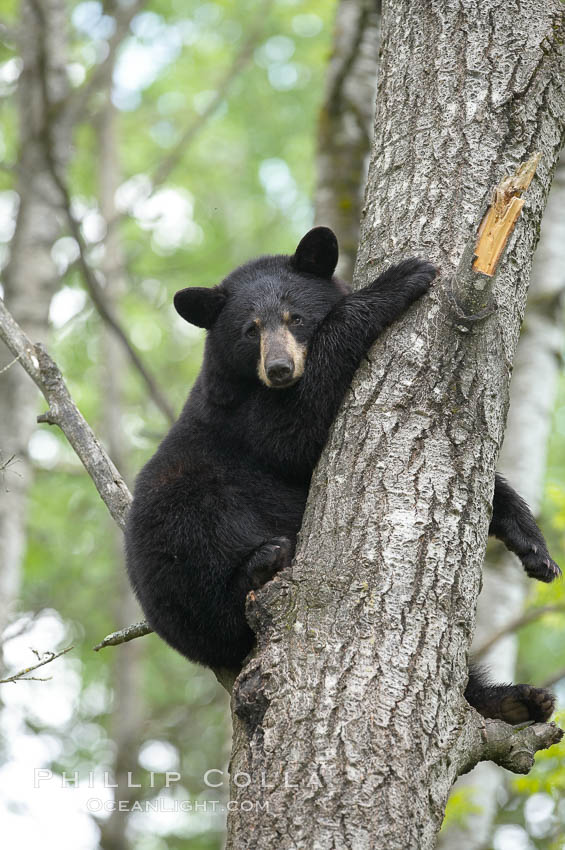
[0,0,70,644]
[439,153,565,850]
[314,0,380,281]
[225,4,565,848]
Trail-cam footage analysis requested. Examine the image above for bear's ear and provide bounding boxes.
[174,285,227,329]
[291,226,338,279]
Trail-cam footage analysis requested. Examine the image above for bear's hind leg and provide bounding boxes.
[465,665,555,723]
[244,536,292,590]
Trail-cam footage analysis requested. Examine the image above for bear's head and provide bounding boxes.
[174,227,349,389]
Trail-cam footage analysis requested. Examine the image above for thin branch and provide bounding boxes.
[0,299,158,651]
[29,0,175,425]
[539,666,565,689]
[0,353,22,375]
[151,1,271,189]
[47,3,272,421]
[0,645,73,684]
[474,603,565,659]
[53,177,176,424]
[94,622,233,692]
[93,621,153,650]
[0,297,132,529]
[63,0,148,127]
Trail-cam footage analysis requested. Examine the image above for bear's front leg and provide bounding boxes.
[490,474,561,582]
[292,258,436,463]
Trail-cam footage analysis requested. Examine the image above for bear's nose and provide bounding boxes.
[266,359,294,386]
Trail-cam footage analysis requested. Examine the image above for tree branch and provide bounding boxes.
[29,0,175,425]
[0,645,73,684]
[460,716,564,777]
[151,1,272,189]
[0,299,194,666]
[53,172,176,424]
[0,297,132,529]
[472,154,541,276]
[474,603,565,659]
[93,620,153,650]
[448,152,541,324]
[62,0,148,127]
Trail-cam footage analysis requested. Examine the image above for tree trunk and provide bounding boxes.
[225,3,565,848]
[439,152,565,850]
[0,0,69,645]
[95,97,145,850]
[314,0,381,281]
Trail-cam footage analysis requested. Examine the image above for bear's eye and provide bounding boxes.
[245,324,259,339]
[290,315,303,326]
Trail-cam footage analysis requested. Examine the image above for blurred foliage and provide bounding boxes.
[0,1,336,847]
[440,375,565,846]
[442,786,483,833]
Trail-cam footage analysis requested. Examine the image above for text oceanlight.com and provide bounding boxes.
[85,799,269,813]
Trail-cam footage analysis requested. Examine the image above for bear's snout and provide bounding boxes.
[257,325,306,389]
[266,358,295,386]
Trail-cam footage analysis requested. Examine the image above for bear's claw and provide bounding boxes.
[521,548,562,583]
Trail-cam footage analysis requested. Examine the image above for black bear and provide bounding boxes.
[126,227,560,724]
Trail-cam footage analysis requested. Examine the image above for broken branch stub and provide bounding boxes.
[473,152,541,276]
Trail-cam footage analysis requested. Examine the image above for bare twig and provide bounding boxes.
[0,297,132,529]
[53,179,176,424]
[539,666,565,689]
[95,622,234,693]
[63,0,148,126]
[474,603,565,659]
[0,302,228,673]
[0,645,73,684]
[29,0,175,425]
[0,353,22,374]
[0,299,156,649]
[93,621,153,650]
[152,1,272,188]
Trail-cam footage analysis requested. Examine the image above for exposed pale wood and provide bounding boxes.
[473,153,541,276]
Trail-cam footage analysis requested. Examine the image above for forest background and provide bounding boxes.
[0,1,564,849]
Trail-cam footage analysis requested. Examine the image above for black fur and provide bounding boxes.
[126,227,558,722]
[465,665,555,724]
[490,474,560,582]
